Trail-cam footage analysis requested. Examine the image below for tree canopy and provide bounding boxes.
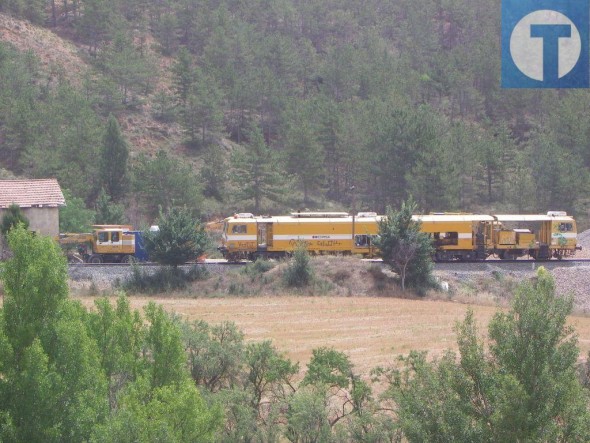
[376,199,434,291]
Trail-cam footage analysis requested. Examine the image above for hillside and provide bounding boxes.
[0,1,588,225]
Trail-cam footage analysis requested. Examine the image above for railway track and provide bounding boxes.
[68,257,590,268]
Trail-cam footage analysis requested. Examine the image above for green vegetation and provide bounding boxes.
[376,267,590,441]
[0,203,28,235]
[0,226,221,441]
[94,188,125,225]
[0,0,588,224]
[59,189,95,233]
[122,264,209,294]
[1,227,590,441]
[377,199,435,292]
[283,241,314,288]
[99,114,128,202]
[143,206,209,267]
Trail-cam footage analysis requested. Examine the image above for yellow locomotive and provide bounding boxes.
[218,211,580,262]
[58,225,149,263]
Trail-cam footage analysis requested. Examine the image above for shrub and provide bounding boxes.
[242,258,275,278]
[144,206,209,267]
[283,242,314,288]
[122,264,209,294]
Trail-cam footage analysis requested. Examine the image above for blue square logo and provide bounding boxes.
[502,0,589,88]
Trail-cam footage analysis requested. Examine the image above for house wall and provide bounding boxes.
[0,207,60,237]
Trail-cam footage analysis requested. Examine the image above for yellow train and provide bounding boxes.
[218,211,580,262]
[58,225,150,263]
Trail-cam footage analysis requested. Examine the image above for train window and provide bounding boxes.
[98,232,108,242]
[232,225,247,234]
[111,232,120,242]
[559,223,573,232]
[434,232,458,246]
[355,235,369,247]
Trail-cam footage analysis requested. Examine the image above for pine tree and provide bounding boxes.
[100,114,129,202]
[200,146,227,202]
[132,150,203,220]
[143,206,209,267]
[231,125,287,212]
[376,199,434,292]
[101,32,157,105]
[171,47,195,106]
[181,68,224,149]
[283,101,325,205]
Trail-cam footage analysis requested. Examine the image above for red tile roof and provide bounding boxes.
[0,179,65,208]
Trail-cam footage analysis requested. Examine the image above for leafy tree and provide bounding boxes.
[486,267,589,441]
[302,347,372,428]
[91,377,222,443]
[1,226,68,354]
[285,388,332,443]
[181,320,245,392]
[99,115,129,202]
[144,302,187,388]
[231,125,287,212]
[0,203,28,236]
[95,188,126,225]
[86,295,144,406]
[244,340,298,413]
[0,226,108,442]
[59,189,95,233]
[381,268,590,442]
[376,199,434,292]
[143,206,208,267]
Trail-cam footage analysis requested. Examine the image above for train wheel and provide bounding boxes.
[89,255,103,264]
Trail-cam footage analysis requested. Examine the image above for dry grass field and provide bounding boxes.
[74,294,590,377]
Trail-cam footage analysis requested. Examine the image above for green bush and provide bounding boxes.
[242,258,275,278]
[1,203,29,235]
[122,264,209,294]
[283,242,314,288]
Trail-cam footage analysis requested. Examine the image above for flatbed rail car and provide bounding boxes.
[218,211,580,262]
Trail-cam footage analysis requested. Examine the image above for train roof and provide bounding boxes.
[493,214,575,222]
[226,213,575,223]
[226,215,382,223]
[413,214,495,222]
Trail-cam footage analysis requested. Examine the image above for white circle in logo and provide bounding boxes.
[510,10,580,81]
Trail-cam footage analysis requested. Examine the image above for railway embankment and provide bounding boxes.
[68,258,590,313]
